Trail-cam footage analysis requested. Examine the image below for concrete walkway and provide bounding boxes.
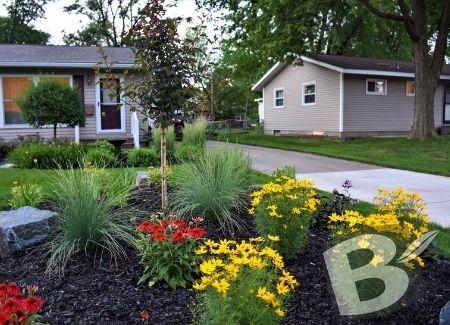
[209,141,450,227]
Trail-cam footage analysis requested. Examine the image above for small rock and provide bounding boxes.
[0,206,56,257]
[440,301,450,325]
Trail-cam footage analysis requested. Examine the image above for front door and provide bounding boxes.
[444,84,450,124]
[99,78,123,131]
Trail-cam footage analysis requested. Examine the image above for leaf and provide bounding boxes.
[397,231,439,264]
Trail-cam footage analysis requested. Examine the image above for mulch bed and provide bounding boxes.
[0,183,449,324]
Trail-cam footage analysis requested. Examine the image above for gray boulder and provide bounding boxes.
[0,206,56,257]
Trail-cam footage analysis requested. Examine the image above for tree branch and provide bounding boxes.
[358,0,403,21]
[398,0,419,41]
[432,0,450,75]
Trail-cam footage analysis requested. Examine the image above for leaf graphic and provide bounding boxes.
[397,231,438,264]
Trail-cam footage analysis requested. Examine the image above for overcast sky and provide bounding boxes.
[0,0,213,44]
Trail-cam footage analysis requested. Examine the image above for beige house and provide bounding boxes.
[252,55,450,137]
[0,44,147,147]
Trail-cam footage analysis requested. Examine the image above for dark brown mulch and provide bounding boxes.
[0,183,448,324]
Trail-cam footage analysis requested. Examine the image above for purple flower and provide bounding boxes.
[342,180,353,190]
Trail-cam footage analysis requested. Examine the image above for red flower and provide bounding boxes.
[137,221,152,232]
[0,283,21,298]
[8,309,28,325]
[187,227,206,239]
[20,295,44,314]
[151,232,166,241]
[2,297,20,314]
[171,231,186,243]
[147,224,164,233]
[140,309,151,320]
[172,220,186,228]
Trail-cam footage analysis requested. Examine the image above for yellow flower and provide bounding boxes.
[224,263,239,278]
[292,207,302,215]
[195,245,208,255]
[357,239,370,249]
[212,278,230,296]
[33,159,38,163]
[200,260,218,275]
[193,282,207,291]
[370,254,385,267]
[276,282,290,295]
[268,235,280,242]
[275,308,285,317]
[248,207,255,215]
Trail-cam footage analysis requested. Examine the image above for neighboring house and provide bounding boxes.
[0,44,146,147]
[252,54,450,137]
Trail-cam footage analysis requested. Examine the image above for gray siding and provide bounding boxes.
[343,75,444,132]
[263,62,341,135]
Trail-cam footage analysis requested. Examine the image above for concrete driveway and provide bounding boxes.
[209,141,450,227]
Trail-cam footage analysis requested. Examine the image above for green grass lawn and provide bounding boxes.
[211,132,450,176]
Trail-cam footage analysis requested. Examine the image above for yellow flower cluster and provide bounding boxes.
[193,238,298,318]
[249,177,319,217]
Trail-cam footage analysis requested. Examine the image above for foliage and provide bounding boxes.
[0,0,50,44]
[0,282,45,324]
[249,177,319,259]
[7,143,84,169]
[128,148,159,167]
[63,0,140,46]
[87,140,115,154]
[19,78,85,141]
[328,188,430,267]
[0,138,17,161]
[147,165,172,185]
[171,147,252,232]
[85,148,117,168]
[174,144,204,163]
[183,120,207,147]
[152,127,175,159]
[136,216,205,289]
[9,181,44,209]
[46,167,135,275]
[193,238,298,323]
[271,166,296,179]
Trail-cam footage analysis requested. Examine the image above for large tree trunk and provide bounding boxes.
[411,44,439,139]
[160,126,169,212]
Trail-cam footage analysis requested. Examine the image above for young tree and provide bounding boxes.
[359,0,450,139]
[100,0,199,211]
[19,78,85,142]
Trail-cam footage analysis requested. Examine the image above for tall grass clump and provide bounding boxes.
[46,167,135,275]
[152,126,175,158]
[172,147,252,232]
[183,119,206,147]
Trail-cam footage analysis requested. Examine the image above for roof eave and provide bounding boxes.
[0,62,136,69]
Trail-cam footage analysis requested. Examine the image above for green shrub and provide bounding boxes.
[0,139,17,161]
[193,239,297,324]
[88,140,116,154]
[7,143,84,169]
[9,182,44,208]
[136,216,205,288]
[152,126,175,159]
[46,168,135,275]
[172,147,251,232]
[147,165,173,185]
[183,120,206,147]
[249,177,319,259]
[128,148,159,167]
[86,148,117,168]
[272,166,296,179]
[174,144,204,163]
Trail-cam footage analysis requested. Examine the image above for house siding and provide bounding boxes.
[263,62,341,135]
[0,68,147,143]
[343,75,444,133]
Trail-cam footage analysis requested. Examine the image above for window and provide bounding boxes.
[302,82,316,105]
[406,81,415,96]
[274,88,284,108]
[366,79,387,95]
[2,77,33,125]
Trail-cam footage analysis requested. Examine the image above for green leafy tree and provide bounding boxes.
[0,0,51,44]
[19,78,86,142]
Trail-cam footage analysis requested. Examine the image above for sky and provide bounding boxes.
[0,0,216,44]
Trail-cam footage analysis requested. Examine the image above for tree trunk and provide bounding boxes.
[53,124,57,143]
[160,126,169,212]
[411,44,439,139]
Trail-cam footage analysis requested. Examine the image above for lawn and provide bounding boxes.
[211,132,450,176]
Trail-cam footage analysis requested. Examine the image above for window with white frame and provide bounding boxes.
[366,79,387,95]
[274,88,284,108]
[406,81,415,96]
[302,82,316,105]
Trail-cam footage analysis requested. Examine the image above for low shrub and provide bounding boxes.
[193,238,298,324]
[0,139,17,161]
[174,144,204,163]
[272,166,296,179]
[9,182,44,208]
[88,140,116,154]
[0,282,45,324]
[183,120,206,147]
[152,126,175,159]
[85,148,117,167]
[128,148,159,167]
[46,167,135,275]
[249,177,319,259]
[147,165,173,185]
[136,216,205,288]
[7,143,84,169]
[171,147,252,232]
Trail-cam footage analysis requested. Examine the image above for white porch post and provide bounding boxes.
[74,125,80,144]
[131,112,140,148]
